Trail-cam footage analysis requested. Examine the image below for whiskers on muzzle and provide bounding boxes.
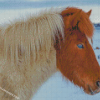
[88,81,100,95]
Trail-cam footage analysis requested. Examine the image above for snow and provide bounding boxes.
[93,28,100,65]
[32,72,100,100]
[0,8,99,100]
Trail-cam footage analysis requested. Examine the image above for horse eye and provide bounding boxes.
[77,44,84,49]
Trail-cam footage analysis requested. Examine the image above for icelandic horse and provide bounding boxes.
[0,7,100,100]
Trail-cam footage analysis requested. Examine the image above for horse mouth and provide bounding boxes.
[88,85,100,95]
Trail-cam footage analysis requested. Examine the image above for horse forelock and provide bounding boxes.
[77,11,94,38]
[61,7,94,39]
[0,9,64,65]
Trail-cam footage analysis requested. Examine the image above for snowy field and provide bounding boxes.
[0,8,99,100]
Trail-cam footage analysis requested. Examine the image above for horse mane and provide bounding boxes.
[1,9,64,65]
[0,7,94,65]
[61,7,94,38]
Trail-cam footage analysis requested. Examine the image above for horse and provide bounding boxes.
[0,7,100,100]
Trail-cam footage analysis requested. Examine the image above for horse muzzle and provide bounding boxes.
[88,81,100,95]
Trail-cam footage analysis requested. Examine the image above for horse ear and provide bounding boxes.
[61,8,69,17]
[86,10,92,17]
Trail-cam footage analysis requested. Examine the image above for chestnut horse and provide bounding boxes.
[0,7,100,100]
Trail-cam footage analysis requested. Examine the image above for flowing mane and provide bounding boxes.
[1,9,64,65]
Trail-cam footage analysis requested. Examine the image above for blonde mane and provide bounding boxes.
[1,9,64,65]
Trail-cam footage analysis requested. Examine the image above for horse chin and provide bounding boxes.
[85,85,100,95]
[89,87,100,95]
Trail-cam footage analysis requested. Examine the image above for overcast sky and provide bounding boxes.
[0,0,99,9]
[0,0,99,23]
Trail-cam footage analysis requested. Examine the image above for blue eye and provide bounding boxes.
[77,44,84,49]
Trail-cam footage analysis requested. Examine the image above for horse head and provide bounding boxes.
[55,7,100,95]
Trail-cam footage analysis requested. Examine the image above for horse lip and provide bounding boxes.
[88,85,100,95]
[94,88,100,94]
[88,85,95,95]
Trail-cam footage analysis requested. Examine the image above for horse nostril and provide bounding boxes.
[96,81,100,87]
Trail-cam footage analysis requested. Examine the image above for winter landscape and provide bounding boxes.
[0,0,100,100]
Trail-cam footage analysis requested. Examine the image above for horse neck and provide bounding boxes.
[0,34,57,97]
[31,46,57,95]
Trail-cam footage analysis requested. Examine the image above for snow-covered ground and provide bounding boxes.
[0,8,100,100]
[93,28,100,65]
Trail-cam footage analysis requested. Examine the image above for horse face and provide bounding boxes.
[55,7,100,95]
[55,29,100,95]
